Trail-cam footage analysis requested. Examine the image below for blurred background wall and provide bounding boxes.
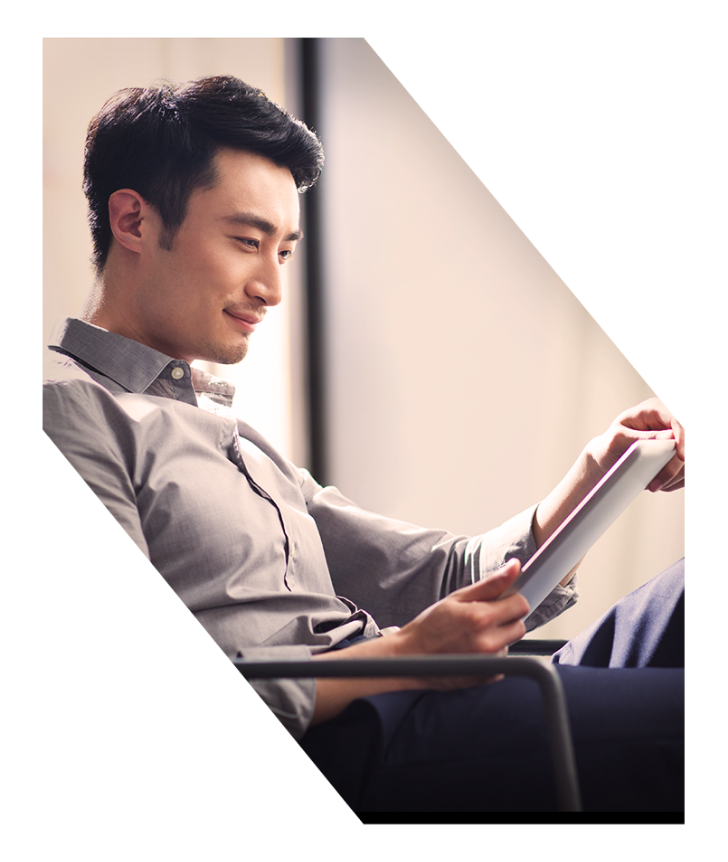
[43,37,684,639]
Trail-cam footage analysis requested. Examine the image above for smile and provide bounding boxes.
[223,310,263,333]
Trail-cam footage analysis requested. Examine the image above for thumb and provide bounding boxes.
[454,558,522,602]
[643,428,677,441]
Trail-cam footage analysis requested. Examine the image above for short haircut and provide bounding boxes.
[83,75,324,272]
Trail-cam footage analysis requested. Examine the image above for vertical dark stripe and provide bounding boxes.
[300,38,329,485]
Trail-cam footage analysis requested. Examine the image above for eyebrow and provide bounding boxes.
[224,212,303,242]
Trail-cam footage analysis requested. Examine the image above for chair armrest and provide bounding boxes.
[508,638,568,655]
[234,653,582,813]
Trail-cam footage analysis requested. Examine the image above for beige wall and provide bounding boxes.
[43,37,684,640]
[314,40,684,638]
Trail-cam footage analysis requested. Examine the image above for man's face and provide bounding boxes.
[130,148,302,365]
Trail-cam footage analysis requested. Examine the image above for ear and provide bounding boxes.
[108,189,154,255]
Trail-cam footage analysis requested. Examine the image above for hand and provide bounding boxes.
[310,559,530,724]
[585,398,685,493]
[389,558,530,690]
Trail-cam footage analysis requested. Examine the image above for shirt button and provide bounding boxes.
[171,366,185,380]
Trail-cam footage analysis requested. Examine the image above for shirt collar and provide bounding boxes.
[48,318,237,408]
[49,317,180,393]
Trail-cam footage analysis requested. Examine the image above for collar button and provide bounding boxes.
[170,366,185,380]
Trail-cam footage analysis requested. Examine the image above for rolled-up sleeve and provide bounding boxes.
[481,505,579,630]
[301,473,578,632]
[523,579,579,631]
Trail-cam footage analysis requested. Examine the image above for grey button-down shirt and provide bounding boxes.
[43,317,577,738]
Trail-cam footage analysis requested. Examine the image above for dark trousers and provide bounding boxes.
[300,559,684,815]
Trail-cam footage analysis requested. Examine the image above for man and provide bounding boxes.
[43,76,685,814]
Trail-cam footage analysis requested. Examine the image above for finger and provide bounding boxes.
[648,464,685,492]
[465,589,531,636]
[487,590,529,624]
[626,427,676,443]
[662,476,685,491]
[671,416,686,461]
[605,426,675,464]
[647,402,677,431]
[647,457,685,492]
[472,611,528,652]
[456,558,521,602]
[616,399,679,435]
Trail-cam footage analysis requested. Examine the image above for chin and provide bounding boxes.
[203,339,249,366]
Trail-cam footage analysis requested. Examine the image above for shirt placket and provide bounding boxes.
[193,374,297,594]
[226,424,295,591]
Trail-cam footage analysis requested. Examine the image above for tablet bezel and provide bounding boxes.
[506,438,677,614]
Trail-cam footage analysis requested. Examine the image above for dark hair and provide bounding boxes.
[83,75,324,272]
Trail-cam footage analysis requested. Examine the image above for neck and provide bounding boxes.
[79,277,110,326]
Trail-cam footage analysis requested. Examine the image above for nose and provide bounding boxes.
[245,255,283,308]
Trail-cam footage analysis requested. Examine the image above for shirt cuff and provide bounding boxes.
[472,503,580,629]
[523,577,579,631]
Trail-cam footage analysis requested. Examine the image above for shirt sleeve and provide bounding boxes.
[300,471,577,631]
[43,359,151,559]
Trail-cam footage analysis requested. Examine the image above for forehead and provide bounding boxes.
[192,147,300,228]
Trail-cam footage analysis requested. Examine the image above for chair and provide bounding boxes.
[234,638,582,813]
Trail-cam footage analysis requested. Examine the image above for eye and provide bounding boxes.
[233,234,295,263]
[234,237,259,250]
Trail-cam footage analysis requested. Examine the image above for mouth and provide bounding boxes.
[223,309,264,334]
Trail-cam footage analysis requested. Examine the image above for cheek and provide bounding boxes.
[184,245,234,286]
[169,254,219,299]
[154,238,239,310]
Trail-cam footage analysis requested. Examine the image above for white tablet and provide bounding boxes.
[506,438,677,613]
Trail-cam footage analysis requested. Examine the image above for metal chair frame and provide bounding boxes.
[235,642,582,813]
